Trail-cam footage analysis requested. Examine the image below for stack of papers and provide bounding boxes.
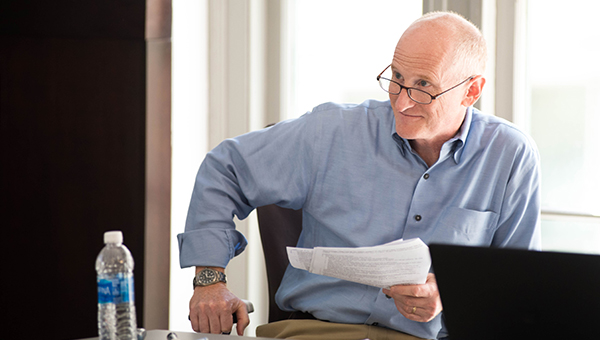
[286,238,431,288]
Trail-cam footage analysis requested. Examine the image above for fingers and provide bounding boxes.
[214,312,234,334]
[189,284,237,334]
[191,301,236,334]
[384,274,443,322]
[190,305,234,334]
[189,285,251,335]
[394,296,433,322]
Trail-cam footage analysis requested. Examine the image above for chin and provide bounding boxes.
[395,126,421,140]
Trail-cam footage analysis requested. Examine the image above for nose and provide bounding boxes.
[391,88,415,112]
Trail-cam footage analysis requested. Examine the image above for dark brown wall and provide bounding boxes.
[0,1,171,339]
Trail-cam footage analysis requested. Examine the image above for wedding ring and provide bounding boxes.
[411,306,417,314]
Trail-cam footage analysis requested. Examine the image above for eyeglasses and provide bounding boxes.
[376,64,473,105]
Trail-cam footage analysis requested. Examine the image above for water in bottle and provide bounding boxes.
[96,230,137,340]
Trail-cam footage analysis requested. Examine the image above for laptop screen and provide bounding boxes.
[429,244,600,339]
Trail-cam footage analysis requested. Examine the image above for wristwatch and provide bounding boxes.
[193,268,227,288]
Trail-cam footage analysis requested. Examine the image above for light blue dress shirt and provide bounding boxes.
[178,100,541,339]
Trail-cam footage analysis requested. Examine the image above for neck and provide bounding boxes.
[409,139,442,168]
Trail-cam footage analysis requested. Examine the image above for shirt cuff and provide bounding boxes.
[178,228,248,268]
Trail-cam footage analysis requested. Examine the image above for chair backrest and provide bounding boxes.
[256,204,303,322]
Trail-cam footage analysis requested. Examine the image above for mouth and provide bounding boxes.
[399,110,422,118]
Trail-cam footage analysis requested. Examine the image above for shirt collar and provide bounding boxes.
[391,106,473,164]
[451,106,472,164]
[391,125,410,157]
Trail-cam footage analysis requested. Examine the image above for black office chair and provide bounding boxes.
[256,204,303,323]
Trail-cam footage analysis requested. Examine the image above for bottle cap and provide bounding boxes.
[104,230,123,244]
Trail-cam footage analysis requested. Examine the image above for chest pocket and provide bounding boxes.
[430,207,499,246]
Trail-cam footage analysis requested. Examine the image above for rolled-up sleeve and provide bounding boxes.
[177,114,318,268]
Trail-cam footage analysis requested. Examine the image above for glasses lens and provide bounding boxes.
[407,89,432,104]
[379,78,400,94]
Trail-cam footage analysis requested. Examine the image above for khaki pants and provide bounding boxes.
[256,319,428,340]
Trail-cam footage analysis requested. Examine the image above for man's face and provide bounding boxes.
[390,27,469,147]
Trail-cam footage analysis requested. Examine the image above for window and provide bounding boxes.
[526,0,600,253]
[170,0,207,332]
[284,0,422,119]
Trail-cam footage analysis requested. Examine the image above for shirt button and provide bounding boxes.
[415,215,422,221]
[423,173,430,180]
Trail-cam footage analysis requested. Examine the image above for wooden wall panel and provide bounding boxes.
[0,1,146,39]
[144,37,172,330]
[0,1,171,338]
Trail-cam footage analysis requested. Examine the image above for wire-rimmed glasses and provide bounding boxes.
[376,64,473,105]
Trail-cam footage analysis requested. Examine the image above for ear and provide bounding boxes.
[461,75,486,107]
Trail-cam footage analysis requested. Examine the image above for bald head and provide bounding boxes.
[398,12,487,78]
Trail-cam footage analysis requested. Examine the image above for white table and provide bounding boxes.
[78,329,275,340]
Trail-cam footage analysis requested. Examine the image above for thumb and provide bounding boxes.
[235,307,250,335]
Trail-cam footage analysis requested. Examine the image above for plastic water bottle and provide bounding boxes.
[96,230,137,340]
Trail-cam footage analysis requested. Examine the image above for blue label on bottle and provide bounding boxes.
[116,274,135,304]
[98,275,134,304]
[97,279,114,304]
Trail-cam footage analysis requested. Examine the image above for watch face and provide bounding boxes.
[199,269,217,284]
[194,268,225,287]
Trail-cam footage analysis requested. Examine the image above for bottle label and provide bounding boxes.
[97,279,114,304]
[97,274,135,304]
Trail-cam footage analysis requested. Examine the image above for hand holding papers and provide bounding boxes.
[287,238,431,288]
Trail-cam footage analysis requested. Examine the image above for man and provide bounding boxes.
[178,11,541,340]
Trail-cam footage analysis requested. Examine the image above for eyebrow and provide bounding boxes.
[391,66,437,86]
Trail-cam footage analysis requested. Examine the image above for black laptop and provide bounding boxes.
[429,244,600,340]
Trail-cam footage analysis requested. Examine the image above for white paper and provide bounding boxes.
[286,238,430,288]
[287,247,313,271]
